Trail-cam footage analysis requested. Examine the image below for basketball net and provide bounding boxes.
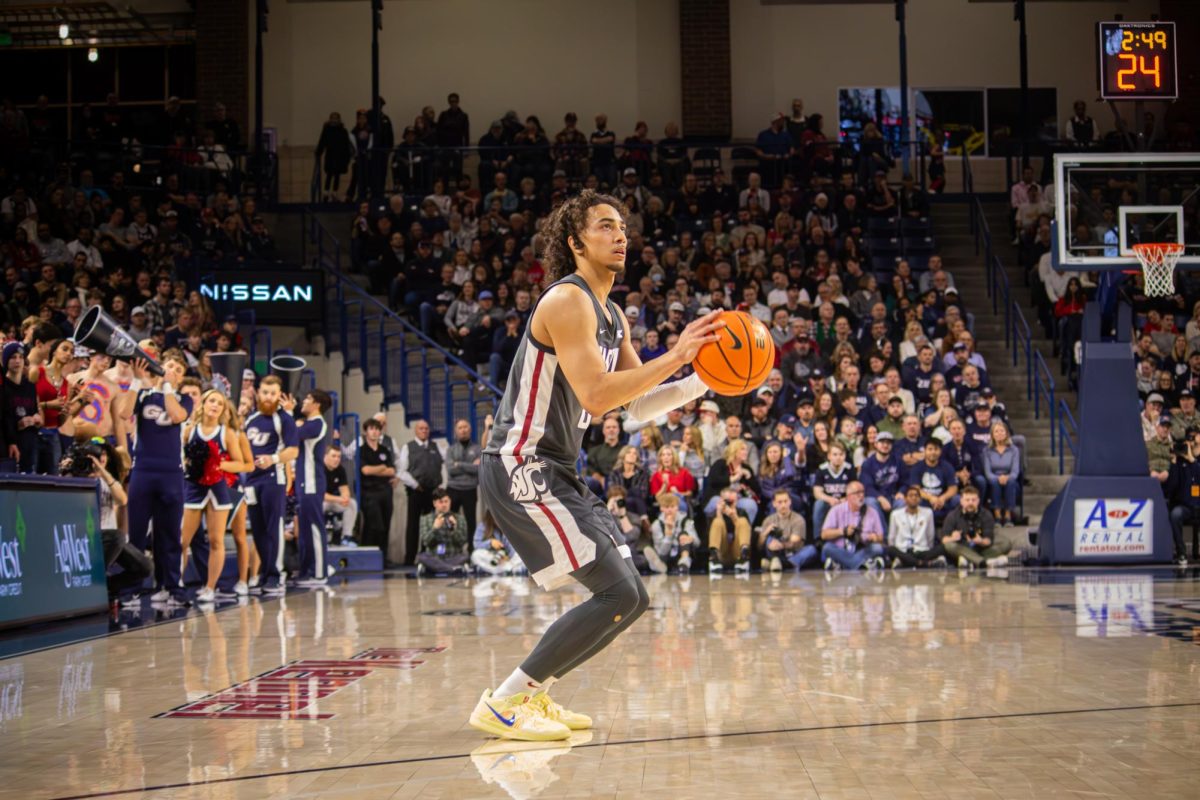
[1132,242,1185,298]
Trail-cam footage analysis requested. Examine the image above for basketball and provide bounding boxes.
[692,310,776,396]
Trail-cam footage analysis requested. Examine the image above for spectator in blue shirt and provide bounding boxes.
[859,430,903,523]
[755,113,794,188]
[910,440,959,519]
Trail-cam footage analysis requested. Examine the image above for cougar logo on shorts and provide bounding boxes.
[508,459,549,503]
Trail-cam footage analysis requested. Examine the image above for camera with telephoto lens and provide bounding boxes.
[63,440,105,477]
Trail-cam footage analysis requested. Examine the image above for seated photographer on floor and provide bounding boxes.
[938,485,1011,570]
[416,488,470,576]
[63,436,151,599]
[757,488,810,572]
[819,480,886,571]
[471,508,525,575]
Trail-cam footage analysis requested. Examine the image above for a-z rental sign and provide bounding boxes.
[1073,498,1153,556]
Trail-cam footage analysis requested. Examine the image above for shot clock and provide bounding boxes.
[1097,21,1178,101]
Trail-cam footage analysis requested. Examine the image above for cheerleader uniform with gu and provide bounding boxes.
[184,423,233,511]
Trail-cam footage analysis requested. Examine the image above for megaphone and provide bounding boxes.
[269,354,307,397]
[209,351,248,406]
[73,306,164,376]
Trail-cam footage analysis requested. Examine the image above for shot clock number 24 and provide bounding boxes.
[1098,21,1178,101]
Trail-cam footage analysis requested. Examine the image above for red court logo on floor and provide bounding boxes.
[155,647,446,720]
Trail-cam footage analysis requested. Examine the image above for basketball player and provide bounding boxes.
[469,190,723,741]
[243,375,298,594]
[292,389,332,585]
[127,351,192,605]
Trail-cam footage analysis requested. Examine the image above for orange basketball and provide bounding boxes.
[692,310,776,396]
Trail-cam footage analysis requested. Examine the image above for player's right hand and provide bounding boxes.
[673,310,725,365]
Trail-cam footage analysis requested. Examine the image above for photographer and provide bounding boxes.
[65,436,150,600]
[471,508,524,575]
[707,486,752,573]
[938,485,1010,570]
[648,494,697,574]
[606,485,650,573]
[416,488,469,576]
[819,480,886,571]
[757,488,810,572]
[1167,427,1200,566]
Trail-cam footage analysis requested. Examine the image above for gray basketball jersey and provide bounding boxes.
[484,274,623,470]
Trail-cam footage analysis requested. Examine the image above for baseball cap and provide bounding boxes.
[757,386,775,397]
[224,313,238,323]
[623,167,637,176]
[810,368,824,379]
[131,306,147,316]
[669,301,685,313]
[242,368,257,381]
[1181,389,1194,399]
[696,306,712,316]
[700,400,720,414]
[781,414,798,426]
[504,309,520,320]
[12,282,28,291]
[1159,415,1174,426]
[953,342,967,351]
[164,210,178,218]
[625,305,640,318]
[752,396,770,408]
[1147,393,1165,404]
[796,394,814,407]
[552,169,567,178]
[876,430,895,442]
[887,395,904,405]
[980,387,996,398]
[478,290,494,300]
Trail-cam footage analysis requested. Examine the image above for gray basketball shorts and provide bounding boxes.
[479,453,631,590]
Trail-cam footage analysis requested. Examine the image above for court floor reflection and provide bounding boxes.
[0,568,1198,799]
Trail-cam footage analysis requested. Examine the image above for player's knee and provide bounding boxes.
[608,574,648,625]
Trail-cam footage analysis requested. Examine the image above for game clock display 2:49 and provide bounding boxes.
[1097,20,1178,101]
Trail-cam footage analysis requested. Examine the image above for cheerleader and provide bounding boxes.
[180,390,248,603]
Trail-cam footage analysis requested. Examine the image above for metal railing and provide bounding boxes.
[1057,399,1079,475]
[966,151,1064,467]
[300,208,500,438]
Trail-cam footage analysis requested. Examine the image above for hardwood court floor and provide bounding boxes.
[2,568,1199,800]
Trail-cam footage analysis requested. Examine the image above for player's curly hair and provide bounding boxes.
[540,189,625,284]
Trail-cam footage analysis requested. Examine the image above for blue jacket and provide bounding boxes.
[860,453,903,499]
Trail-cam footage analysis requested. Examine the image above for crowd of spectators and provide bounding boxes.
[337,93,1030,576]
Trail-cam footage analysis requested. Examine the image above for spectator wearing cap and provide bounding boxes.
[616,164,651,211]
[489,309,524,387]
[746,391,777,448]
[696,399,725,463]
[1146,414,1174,484]
[1142,393,1166,442]
[1171,389,1200,441]
[127,306,152,341]
[624,304,647,343]
[875,395,907,440]
[860,430,903,523]
[658,301,687,339]
[910,439,959,520]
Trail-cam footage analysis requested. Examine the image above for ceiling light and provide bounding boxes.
[87,47,98,62]
[58,23,69,39]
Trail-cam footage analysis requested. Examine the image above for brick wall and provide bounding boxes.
[195,0,250,138]
[679,0,731,139]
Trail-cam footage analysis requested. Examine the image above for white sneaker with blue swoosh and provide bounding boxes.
[469,689,571,741]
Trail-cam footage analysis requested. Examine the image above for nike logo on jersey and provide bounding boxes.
[726,329,744,350]
[485,703,516,726]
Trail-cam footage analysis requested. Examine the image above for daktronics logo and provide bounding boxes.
[200,282,314,302]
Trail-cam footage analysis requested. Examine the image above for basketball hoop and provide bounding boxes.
[1132,242,1185,297]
